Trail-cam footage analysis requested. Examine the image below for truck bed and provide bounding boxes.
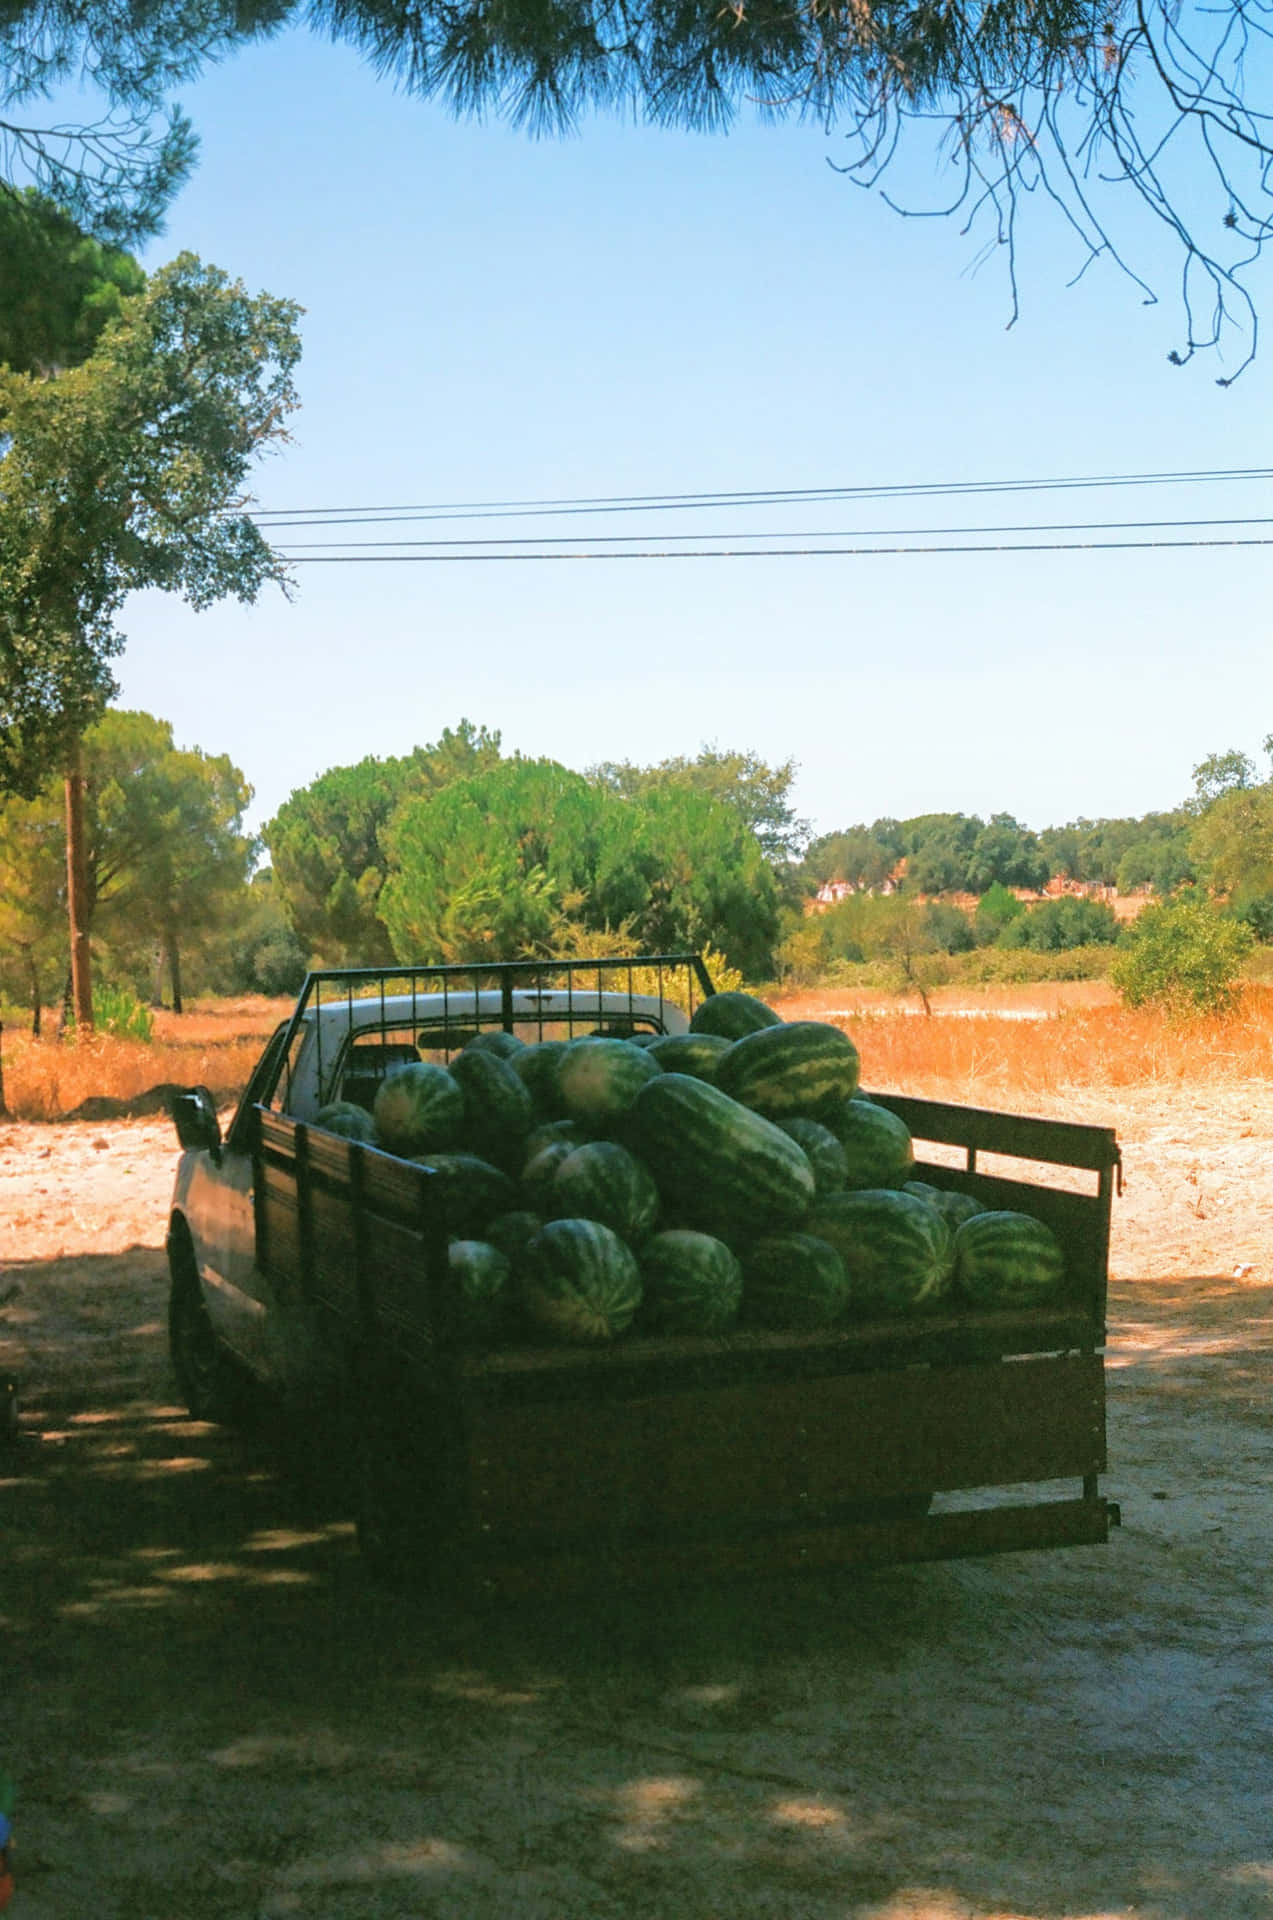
[254,1091,1121,1596]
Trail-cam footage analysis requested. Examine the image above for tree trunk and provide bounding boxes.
[165,928,183,1016]
[26,946,42,1038]
[65,746,93,1032]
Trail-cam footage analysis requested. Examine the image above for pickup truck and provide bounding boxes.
[168,955,1122,1597]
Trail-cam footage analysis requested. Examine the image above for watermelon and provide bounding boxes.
[742,1232,851,1329]
[777,1118,848,1197]
[953,1210,1066,1308]
[524,1117,592,1162]
[483,1209,544,1269]
[461,1029,526,1060]
[510,1039,570,1118]
[411,1152,518,1237]
[629,1072,816,1238]
[644,1032,733,1082]
[520,1140,578,1210]
[445,1239,512,1342]
[689,991,783,1039]
[549,1140,661,1244]
[373,1062,465,1157]
[639,1230,742,1335]
[714,1021,861,1121]
[449,1046,534,1168]
[806,1188,954,1314]
[314,1100,378,1143]
[557,1036,662,1128]
[904,1180,987,1233]
[521,1218,643,1343]
[826,1099,915,1189]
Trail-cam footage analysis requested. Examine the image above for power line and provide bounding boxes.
[278,535,1273,562]
[248,464,1273,529]
[274,512,1273,551]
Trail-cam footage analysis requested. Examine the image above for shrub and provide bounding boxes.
[68,984,154,1042]
[1110,897,1254,1017]
[1000,896,1119,952]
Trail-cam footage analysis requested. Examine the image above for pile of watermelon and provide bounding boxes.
[314,990,1068,1347]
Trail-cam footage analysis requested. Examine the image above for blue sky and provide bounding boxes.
[107,25,1273,845]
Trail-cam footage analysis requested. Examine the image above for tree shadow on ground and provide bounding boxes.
[4,1253,1273,1917]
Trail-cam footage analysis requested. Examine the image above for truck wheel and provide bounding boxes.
[167,1241,241,1425]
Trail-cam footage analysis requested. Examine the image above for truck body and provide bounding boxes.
[168,956,1122,1595]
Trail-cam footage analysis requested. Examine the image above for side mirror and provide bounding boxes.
[172,1086,222,1157]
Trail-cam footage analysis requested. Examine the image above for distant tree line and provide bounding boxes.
[7,716,1273,1029]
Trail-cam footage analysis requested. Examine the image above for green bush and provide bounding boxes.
[999,896,1119,952]
[67,985,154,1041]
[1110,897,1254,1017]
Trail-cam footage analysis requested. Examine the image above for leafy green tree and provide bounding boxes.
[76,710,255,1011]
[0,190,145,377]
[973,880,1026,945]
[1189,777,1273,909]
[591,745,809,865]
[1111,897,1253,1017]
[0,784,65,1031]
[265,721,503,964]
[4,0,1268,368]
[964,814,1049,894]
[802,822,902,894]
[380,758,601,963]
[999,896,1119,952]
[902,813,981,895]
[1191,748,1259,807]
[0,252,301,1025]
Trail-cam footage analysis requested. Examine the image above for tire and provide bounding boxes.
[167,1238,242,1424]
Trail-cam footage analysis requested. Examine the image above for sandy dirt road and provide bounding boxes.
[2,1091,1272,1919]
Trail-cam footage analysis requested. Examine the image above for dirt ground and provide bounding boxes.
[3,1083,1273,1919]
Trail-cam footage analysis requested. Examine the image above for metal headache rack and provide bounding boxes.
[277,953,715,1111]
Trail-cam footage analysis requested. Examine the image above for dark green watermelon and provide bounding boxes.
[644,1032,733,1082]
[741,1231,851,1329]
[521,1218,643,1343]
[449,1046,534,1168]
[825,1099,915,1189]
[461,1029,526,1060]
[953,1210,1066,1308]
[557,1036,662,1128]
[777,1118,848,1197]
[629,1073,816,1238]
[523,1117,591,1162]
[509,1039,570,1118]
[904,1180,987,1234]
[806,1188,954,1314]
[483,1209,545,1270]
[549,1140,661,1244]
[314,1100,378,1143]
[688,992,782,1039]
[373,1062,465,1156]
[713,1021,861,1120]
[411,1152,518,1237]
[445,1239,513,1342]
[520,1140,578,1210]
[639,1230,742,1335]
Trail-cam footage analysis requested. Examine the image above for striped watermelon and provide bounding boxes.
[510,1038,570,1118]
[688,991,782,1039]
[557,1037,662,1128]
[629,1072,816,1238]
[713,1021,861,1121]
[520,1140,578,1211]
[483,1209,544,1270]
[742,1231,851,1329]
[904,1180,987,1233]
[410,1152,518,1236]
[549,1140,661,1244]
[373,1062,465,1156]
[445,1239,513,1342]
[639,1229,743,1334]
[314,1100,378,1143]
[777,1118,848,1197]
[807,1188,954,1314]
[449,1046,534,1168]
[644,1032,733,1082]
[521,1218,643,1343]
[461,1029,526,1060]
[953,1210,1066,1308]
[524,1118,592,1162]
[826,1099,915,1189]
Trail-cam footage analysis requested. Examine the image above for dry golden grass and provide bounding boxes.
[1,996,290,1121]
[773,984,1273,1105]
[4,982,1272,1121]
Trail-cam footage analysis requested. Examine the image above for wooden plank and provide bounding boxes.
[869,1091,1120,1174]
[465,1498,1115,1601]
[464,1352,1105,1545]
